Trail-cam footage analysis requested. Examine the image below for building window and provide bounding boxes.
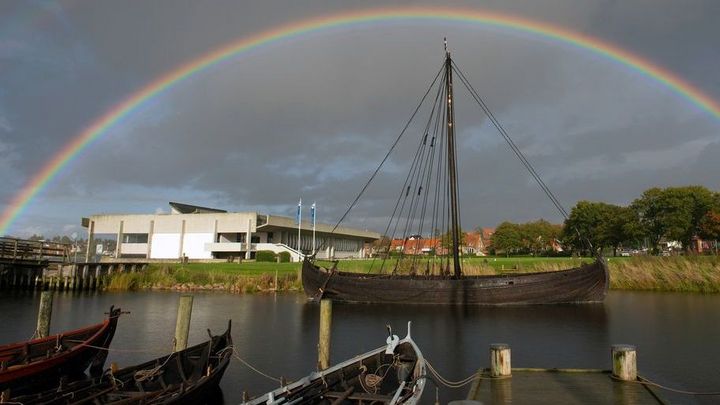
[122,233,148,243]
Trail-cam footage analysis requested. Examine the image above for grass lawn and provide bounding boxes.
[114,255,718,293]
[167,256,612,276]
[166,262,301,276]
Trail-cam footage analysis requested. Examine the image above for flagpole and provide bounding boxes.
[312,202,316,255]
[297,199,302,261]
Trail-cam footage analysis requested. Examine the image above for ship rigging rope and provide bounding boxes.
[312,63,445,258]
[452,60,596,253]
[451,61,569,220]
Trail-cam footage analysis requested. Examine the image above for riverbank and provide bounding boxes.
[104,256,720,294]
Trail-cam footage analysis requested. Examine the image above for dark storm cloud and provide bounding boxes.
[1,0,718,236]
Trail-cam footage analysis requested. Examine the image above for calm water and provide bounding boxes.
[1,290,718,404]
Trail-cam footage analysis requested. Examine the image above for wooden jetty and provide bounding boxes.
[0,237,147,292]
[461,344,667,404]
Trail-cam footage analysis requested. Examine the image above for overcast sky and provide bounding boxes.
[1,0,718,238]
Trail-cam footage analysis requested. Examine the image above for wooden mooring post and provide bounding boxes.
[490,343,512,378]
[317,298,332,370]
[36,291,53,338]
[174,295,194,352]
[611,344,637,381]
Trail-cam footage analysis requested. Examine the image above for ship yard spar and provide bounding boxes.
[302,42,608,305]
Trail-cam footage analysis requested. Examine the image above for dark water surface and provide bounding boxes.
[1,290,718,404]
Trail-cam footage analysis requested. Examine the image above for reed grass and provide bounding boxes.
[105,264,302,293]
[104,256,720,293]
[608,256,720,293]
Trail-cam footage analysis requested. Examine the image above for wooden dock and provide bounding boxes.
[465,368,665,404]
[0,237,147,291]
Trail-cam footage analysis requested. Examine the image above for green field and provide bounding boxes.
[105,255,720,293]
[168,256,597,274]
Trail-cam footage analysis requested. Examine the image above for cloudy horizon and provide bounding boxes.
[1,0,718,238]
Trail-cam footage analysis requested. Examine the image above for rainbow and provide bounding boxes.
[2,6,719,235]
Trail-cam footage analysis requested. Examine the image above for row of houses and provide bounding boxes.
[385,228,496,256]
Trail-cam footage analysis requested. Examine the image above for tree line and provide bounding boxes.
[491,185,720,256]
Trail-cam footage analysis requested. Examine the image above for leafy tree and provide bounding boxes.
[521,219,561,254]
[440,229,466,252]
[599,205,643,256]
[491,222,522,256]
[632,186,715,252]
[562,201,618,255]
[699,211,720,252]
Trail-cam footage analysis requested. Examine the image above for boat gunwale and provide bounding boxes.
[243,323,426,405]
[0,307,121,383]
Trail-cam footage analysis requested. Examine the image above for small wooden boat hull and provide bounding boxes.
[303,258,608,305]
[244,322,425,405]
[0,306,121,396]
[11,321,233,405]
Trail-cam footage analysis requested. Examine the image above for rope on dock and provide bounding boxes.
[616,374,720,396]
[424,359,507,389]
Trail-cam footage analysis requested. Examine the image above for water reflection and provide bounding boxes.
[0,291,717,404]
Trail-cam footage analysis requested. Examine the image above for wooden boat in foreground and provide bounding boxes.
[302,45,609,305]
[0,306,122,398]
[244,322,425,405]
[7,321,233,405]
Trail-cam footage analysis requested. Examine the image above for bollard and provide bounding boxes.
[611,344,637,381]
[490,343,511,378]
[317,298,332,370]
[36,291,53,338]
[174,295,194,352]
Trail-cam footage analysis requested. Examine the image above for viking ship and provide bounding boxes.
[7,321,232,405]
[244,322,425,405]
[303,44,608,305]
[0,306,121,398]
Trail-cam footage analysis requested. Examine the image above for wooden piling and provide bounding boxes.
[63,276,69,291]
[317,298,332,370]
[173,295,194,352]
[36,291,53,338]
[490,343,512,378]
[611,344,637,381]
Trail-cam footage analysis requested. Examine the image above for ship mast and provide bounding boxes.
[444,42,462,277]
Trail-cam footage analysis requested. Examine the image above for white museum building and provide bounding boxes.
[82,202,379,262]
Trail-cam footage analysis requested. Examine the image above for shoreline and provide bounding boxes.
[103,256,720,294]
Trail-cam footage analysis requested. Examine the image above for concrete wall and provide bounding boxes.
[150,234,181,259]
[182,233,213,259]
[87,210,377,261]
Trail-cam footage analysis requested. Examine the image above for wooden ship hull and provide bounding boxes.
[303,258,608,305]
[9,321,233,405]
[0,306,121,396]
[244,322,425,405]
